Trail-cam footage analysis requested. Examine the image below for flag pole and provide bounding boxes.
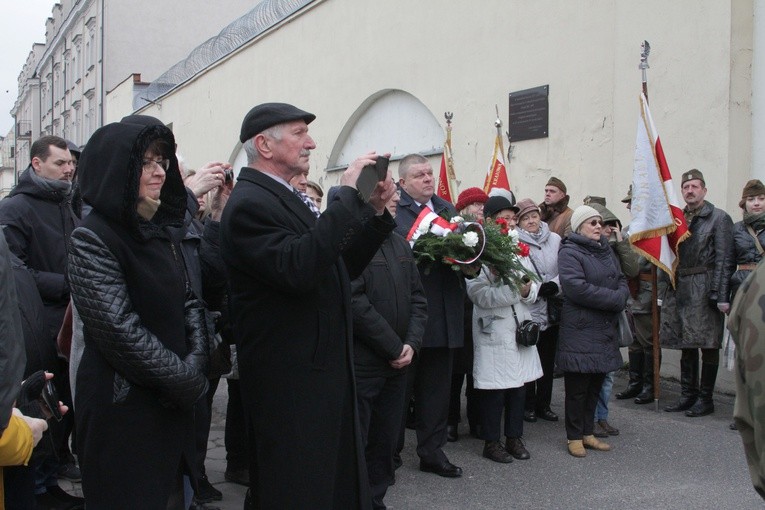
[445,112,457,198]
[639,39,661,411]
[494,104,507,178]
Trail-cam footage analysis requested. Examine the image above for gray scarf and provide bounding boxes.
[29,168,72,196]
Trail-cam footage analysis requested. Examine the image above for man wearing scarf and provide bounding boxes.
[539,177,573,238]
[0,135,82,507]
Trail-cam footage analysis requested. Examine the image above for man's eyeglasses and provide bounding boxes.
[142,158,170,173]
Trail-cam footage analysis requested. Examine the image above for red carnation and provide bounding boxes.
[518,242,530,257]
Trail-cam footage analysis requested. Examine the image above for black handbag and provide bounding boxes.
[511,304,540,347]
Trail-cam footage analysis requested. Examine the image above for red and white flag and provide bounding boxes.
[436,130,457,204]
[628,93,690,285]
[483,132,510,193]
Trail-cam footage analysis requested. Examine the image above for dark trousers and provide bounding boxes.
[356,373,407,510]
[224,378,249,471]
[398,347,453,463]
[563,372,606,440]
[525,326,558,412]
[448,374,479,428]
[477,386,525,441]
[194,377,220,478]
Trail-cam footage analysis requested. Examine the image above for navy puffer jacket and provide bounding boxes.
[556,233,629,374]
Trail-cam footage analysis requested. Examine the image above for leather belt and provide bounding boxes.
[677,266,709,277]
[737,263,757,271]
[638,273,653,282]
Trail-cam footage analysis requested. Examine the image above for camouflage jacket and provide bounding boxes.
[729,262,765,501]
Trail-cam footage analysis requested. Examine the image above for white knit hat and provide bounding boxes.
[570,205,602,233]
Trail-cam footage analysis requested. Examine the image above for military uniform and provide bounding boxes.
[728,261,765,501]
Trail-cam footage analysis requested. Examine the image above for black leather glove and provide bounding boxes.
[539,281,559,298]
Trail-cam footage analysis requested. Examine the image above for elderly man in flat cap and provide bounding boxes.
[539,176,573,237]
[220,102,396,509]
[660,169,734,417]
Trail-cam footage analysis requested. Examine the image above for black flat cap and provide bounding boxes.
[239,103,316,143]
[485,195,519,218]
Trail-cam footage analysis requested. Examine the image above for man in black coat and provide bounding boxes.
[0,135,82,505]
[220,103,396,509]
[351,189,427,509]
[394,153,465,478]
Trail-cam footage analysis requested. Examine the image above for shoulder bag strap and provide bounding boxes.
[746,225,765,255]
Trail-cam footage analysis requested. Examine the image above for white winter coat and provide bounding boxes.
[466,262,543,390]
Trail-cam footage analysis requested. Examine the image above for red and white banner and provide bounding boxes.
[628,93,689,285]
[483,132,510,193]
[406,207,459,245]
[437,135,457,204]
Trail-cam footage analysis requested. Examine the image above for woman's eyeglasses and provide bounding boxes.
[588,219,603,227]
[142,158,170,172]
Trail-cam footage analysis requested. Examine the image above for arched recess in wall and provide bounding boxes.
[328,89,444,169]
[227,89,444,184]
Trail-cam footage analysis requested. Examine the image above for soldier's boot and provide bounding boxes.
[664,349,699,412]
[616,350,643,400]
[685,362,718,417]
[635,349,660,404]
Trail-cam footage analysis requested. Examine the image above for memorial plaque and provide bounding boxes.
[508,85,549,142]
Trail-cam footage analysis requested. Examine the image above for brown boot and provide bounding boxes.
[583,435,611,451]
[567,440,586,458]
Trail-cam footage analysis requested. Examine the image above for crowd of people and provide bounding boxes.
[0,100,763,510]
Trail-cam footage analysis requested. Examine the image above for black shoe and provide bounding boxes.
[419,458,463,477]
[523,410,537,423]
[596,419,619,436]
[57,461,82,482]
[40,485,85,509]
[634,388,654,405]
[537,408,559,422]
[685,400,714,417]
[505,437,530,460]
[189,499,221,510]
[196,474,223,503]
[446,424,458,442]
[482,441,513,463]
[224,468,250,487]
[664,396,697,412]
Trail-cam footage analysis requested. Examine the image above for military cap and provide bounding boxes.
[681,169,705,186]
[621,185,632,203]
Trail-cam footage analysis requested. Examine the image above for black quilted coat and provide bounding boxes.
[68,122,208,509]
[556,233,629,374]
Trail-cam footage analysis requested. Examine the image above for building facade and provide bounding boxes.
[10,0,254,175]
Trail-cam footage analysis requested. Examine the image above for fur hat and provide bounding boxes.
[739,179,765,210]
[455,187,489,212]
[488,187,516,204]
[516,198,541,221]
[571,205,602,233]
[546,177,567,194]
[484,196,518,218]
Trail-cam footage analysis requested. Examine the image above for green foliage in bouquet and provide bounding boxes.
[480,218,538,290]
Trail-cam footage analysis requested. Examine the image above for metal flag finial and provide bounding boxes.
[639,40,651,70]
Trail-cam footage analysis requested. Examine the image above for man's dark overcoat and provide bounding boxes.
[220,168,393,509]
[660,201,734,349]
[394,190,464,349]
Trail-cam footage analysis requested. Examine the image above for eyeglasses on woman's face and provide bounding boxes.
[142,158,170,173]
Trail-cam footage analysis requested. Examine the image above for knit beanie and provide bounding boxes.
[455,187,489,212]
[516,198,540,221]
[546,177,567,194]
[570,205,602,233]
[739,179,765,210]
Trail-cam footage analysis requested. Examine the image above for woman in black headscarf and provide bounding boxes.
[68,121,208,509]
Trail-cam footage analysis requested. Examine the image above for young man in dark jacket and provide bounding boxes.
[351,189,427,510]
